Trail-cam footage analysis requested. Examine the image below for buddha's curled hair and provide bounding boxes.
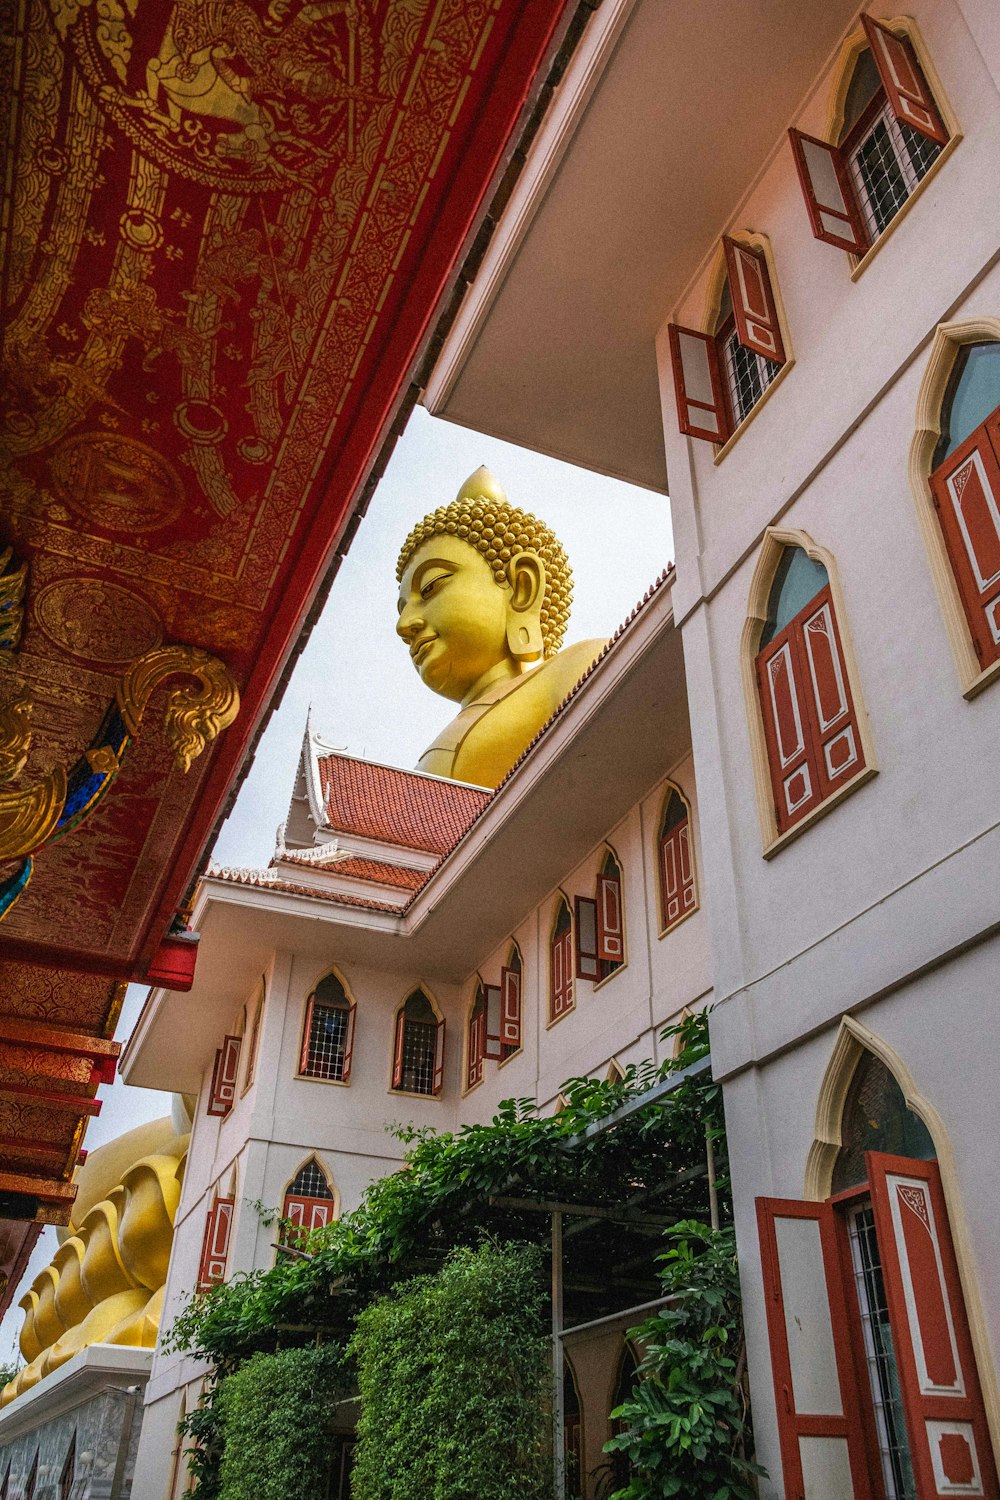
[396,499,573,658]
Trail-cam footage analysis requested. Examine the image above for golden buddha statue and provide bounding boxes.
[396,469,606,788]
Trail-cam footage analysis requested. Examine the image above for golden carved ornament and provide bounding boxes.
[0,694,35,783]
[0,546,29,658]
[117,645,240,774]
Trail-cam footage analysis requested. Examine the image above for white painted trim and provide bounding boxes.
[423,0,638,413]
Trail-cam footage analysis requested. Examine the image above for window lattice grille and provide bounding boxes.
[289,1160,334,1199]
[848,100,941,243]
[399,1018,436,1095]
[847,1204,918,1500]
[302,1000,349,1081]
[722,329,779,426]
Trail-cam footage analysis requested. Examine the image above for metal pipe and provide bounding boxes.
[551,1210,565,1500]
[558,1293,681,1341]
[706,1125,720,1232]
[109,1385,140,1500]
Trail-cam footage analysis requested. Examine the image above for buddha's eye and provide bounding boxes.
[420,571,449,599]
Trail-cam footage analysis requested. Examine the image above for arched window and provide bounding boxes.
[574,851,625,984]
[549,899,574,1023]
[197,1176,235,1290]
[928,342,1000,670]
[299,972,355,1083]
[668,234,787,446]
[499,944,522,1061]
[755,544,866,835]
[758,1044,996,1500]
[563,1358,583,1500]
[242,978,265,1095]
[596,850,624,981]
[59,1435,75,1500]
[466,984,486,1092]
[282,1157,336,1244]
[606,1342,640,1489]
[790,18,949,258]
[391,988,444,1096]
[658,787,696,934]
[832,1051,935,1195]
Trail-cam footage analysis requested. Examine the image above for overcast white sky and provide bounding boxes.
[1,406,673,1364]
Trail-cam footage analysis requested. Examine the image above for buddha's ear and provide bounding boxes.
[505,551,546,662]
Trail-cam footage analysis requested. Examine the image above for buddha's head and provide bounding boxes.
[396,468,573,704]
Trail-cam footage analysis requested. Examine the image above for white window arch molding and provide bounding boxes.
[909,317,1000,698]
[804,1013,1000,1458]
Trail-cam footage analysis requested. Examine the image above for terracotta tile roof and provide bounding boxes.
[316,754,489,853]
[279,851,428,891]
[207,866,402,914]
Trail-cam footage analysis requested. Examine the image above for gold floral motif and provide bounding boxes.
[117,644,240,773]
[0,695,35,782]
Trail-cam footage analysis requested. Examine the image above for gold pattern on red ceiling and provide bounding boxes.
[0,0,569,971]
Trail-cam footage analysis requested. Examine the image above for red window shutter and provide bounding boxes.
[757,585,864,833]
[660,817,696,932]
[756,1197,876,1500]
[483,984,503,1061]
[432,1018,445,1095]
[861,15,948,146]
[197,1197,234,1289]
[500,966,521,1049]
[667,323,730,444]
[298,996,316,1075]
[799,589,864,803]
[866,1153,1000,1500]
[722,237,786,366]
[551,931,573,1020]
[596,874,623,962]
[283,1194,334,1236]
[207,1035,241,1117]
[391,1009,405,1089]
[757,630,820,832]
[788,128,867,255]
[930,414,1000,668]
[341,1002,356,1083]
[466,1006,484,1089]
[574,896,600,981]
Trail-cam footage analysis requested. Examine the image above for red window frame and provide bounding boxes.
[759,1158,999,1500]
[298,989,356,1082]
[282,1192,335,1240]
[466,993,486,1090]
[669,239,786,446]
[197,1196,234,1290]
[550,918,574,1022]
[659,799,696,934]
[790,18,948,259]
[596,869,624,964]
[930,405,1000,669]
[207,1034,241,1118]
[756,582,865,834]
[391,1000,445,1096]
[242,985,264,1093]
[500,963,522,1054]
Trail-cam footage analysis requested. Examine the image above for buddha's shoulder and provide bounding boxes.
[538,638,608,701]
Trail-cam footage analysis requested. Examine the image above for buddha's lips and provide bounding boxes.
[411,637,436,665]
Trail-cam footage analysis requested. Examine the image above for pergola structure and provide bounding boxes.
[0,0,584,1314]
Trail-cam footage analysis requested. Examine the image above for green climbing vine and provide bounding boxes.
[603,1221,763,1500]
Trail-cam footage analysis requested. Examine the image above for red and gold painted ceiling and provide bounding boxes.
[0,0,571,1279]
[0,0,569,976]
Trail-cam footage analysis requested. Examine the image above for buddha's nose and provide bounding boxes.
[396,601,423,640]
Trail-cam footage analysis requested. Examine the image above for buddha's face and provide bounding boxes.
[396,535,513,703]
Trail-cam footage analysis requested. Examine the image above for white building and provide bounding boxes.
[121,575,710,1496]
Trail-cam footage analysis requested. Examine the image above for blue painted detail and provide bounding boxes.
[0,857,32,920]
